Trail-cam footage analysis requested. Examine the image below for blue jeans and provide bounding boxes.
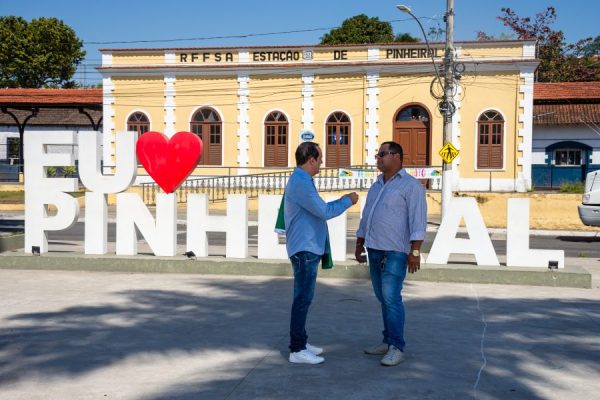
[289,251,321,353]
[367,249,408,351]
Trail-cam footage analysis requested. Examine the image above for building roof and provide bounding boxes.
[533,103,600,125]
[534,82,600,101]
[0,88,102,106]
[0,89,102,127]
[533,82,600,125]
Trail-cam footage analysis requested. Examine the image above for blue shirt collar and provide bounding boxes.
[376,168,404,184]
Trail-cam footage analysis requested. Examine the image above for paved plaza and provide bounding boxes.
[0,268,599,400]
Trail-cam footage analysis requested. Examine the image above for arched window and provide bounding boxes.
[127,112,150,135]
[326,112,351,167]
[264,111,288,167]
[190,107,222,165]
[477,110,504,169]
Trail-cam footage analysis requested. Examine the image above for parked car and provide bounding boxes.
[578,170,600,226]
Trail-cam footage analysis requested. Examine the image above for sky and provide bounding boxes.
[2,0,599,85]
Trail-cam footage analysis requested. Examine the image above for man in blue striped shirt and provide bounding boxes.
[356,141,427,366]
[285,142,358,364]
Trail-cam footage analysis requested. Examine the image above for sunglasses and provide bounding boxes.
[375,151,398,158]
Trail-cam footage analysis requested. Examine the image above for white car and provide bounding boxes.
[578,170,600,226]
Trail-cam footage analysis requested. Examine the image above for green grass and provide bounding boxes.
[0,191,85,203]
[559,181,585,194]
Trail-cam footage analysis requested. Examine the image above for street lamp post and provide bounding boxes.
[397,1,455,219]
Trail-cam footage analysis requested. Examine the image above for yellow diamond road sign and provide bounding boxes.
[439,143,459,164]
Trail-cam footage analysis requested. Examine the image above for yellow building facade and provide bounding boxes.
[98,40,538,191]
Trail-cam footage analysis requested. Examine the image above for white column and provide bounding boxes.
[301,72,314,132]
[365,70,380,166]
[451,79,462,190]
[102,76,115,172]
[237,72,250,169]
[518,66,536,191]
[164,75,176,137]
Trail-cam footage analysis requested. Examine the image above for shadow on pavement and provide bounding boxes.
[0,278,599,399]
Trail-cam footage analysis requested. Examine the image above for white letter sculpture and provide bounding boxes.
[427,197,500,266]
[24,131,80,253]
[257,195,287,260]
[187,194,248,258]
[79,131,137,254]
[116,193,177,256]
[506,198,564,268]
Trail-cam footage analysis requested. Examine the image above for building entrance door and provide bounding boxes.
[393,105,431,166]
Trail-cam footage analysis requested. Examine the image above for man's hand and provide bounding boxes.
[407,254,420,274]
[355,238,367,263]
[345,192,359,205]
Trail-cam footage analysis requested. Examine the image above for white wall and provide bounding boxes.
[533,125,600,164]
[0,126,99,160]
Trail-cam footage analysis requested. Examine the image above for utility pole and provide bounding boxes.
[440,0,455,219]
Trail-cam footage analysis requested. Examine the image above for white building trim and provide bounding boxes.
[450,81,462,189]
[238,51,250,63]
[517,66,536,191]
[368,48,379,61]
[165,52,176,64]
[101,53,113,66]
[365,70,380,166]
[458,178,518,192]
[237,72,250,167]
[164,75,176,137]
[102,77,116,171]
[301,72,314,132]
[522,43,536,58]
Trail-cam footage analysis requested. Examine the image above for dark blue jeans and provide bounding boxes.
[367,249,408,351]
[289,251,321,353]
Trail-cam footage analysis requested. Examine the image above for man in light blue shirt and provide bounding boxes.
[285,142,358,364]
[356,141,427,367]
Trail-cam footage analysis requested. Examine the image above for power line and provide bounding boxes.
[83,17,440,45]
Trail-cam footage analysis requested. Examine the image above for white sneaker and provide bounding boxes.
[364,342,389,355]
[380,345,406,366]
[289,349,325,364]
[306,343,323,356]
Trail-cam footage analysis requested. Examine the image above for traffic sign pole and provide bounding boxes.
[441,0,455,220]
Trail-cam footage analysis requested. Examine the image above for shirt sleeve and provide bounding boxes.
[288,176,351,220]
[408,182,427,242]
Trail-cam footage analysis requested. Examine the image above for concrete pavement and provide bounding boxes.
[0,269,599,400]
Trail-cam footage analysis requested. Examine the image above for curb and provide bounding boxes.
[0,253,591,289]
[0,234,24,253]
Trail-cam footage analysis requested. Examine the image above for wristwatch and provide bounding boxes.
[411,249,420,257]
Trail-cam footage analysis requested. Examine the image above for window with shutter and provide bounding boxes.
[264,111,288,167]
[325,112,351,167]
[190,107,222,165]
[477,110,504,169]
[127,112,150,136]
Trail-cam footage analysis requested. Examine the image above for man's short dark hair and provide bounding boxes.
[381,141,403,160]
[295,142,320,165]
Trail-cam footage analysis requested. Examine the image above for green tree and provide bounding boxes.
[479,7,598,82]
[581,35,600,57]
[321,14,418,44]
[0,16,85,88]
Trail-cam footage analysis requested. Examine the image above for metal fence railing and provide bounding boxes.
[141,165,442,205]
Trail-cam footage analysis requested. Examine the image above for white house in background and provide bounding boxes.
[532,82,600,189]
[0,88,102,181]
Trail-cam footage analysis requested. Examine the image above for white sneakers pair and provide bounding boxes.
[364,342,406,366]
[288,343,324,364]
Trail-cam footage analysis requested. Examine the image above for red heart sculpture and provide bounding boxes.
[136,131,203,193]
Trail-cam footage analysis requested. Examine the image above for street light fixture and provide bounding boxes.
[396,4,443,89]
[396,2,455,219]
